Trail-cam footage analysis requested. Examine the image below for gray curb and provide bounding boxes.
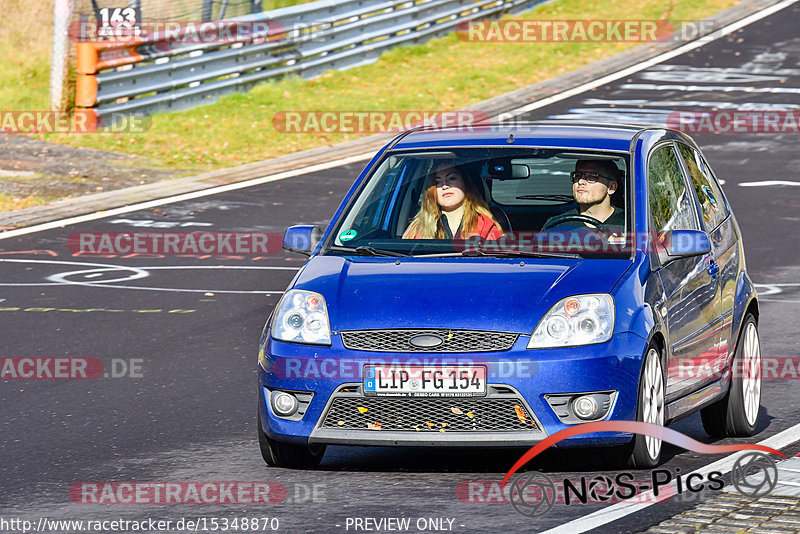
[641,456,800,533]
[0,0,783,231]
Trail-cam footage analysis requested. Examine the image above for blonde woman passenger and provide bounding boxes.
[402,161,504,240]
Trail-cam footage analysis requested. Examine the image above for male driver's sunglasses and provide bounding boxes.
[570,171,614,184]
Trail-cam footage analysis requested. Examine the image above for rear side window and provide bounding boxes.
[648,144,699,234]
[676,143,728,230]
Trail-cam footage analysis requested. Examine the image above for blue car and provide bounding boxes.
[257,123,761,468]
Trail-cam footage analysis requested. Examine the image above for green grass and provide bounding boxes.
[5,0,736,171]
[0,0,318,112]
[262,0,319,9]
[0,1,52,111]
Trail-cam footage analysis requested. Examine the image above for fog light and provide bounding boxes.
[573,395,599,420]
[272,391,298,417]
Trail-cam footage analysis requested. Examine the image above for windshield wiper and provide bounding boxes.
[415,249,579,259]
[327,245,408,257]
[462,249,580,259]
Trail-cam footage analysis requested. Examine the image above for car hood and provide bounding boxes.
[291,255,632,333]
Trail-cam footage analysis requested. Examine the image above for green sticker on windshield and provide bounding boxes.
[339,229,357,242]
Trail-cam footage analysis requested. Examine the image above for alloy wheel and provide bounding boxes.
[642,348,665,460]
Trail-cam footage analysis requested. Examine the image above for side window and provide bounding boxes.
[676,143,728,230]
[648,144,699,235]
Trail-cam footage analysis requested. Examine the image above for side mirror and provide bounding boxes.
[283,225,323,256]
[665,229,711,258]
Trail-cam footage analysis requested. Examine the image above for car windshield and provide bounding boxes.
[325,147,632,258]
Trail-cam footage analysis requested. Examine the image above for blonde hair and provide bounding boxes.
[402,161,501,239]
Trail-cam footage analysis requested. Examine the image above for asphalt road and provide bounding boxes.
[2,3,800,533]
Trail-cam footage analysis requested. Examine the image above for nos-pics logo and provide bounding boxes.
[503,421,783,518]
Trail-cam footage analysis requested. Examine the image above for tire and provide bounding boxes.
[257,414,326,469]
[626,343,666,468]
[701,313,761,438]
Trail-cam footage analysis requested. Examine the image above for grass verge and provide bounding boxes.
[7,0,735,172]
[0,1,52,111]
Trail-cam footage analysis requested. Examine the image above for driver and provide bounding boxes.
[544,159,624,229]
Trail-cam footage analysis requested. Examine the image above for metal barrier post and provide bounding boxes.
[50,0,74,110]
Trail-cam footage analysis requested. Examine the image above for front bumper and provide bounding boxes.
[310,383,547,446]
[258,331,646,447]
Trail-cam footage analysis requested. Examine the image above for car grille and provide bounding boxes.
[321,388,538,432]
[339,329,518,352]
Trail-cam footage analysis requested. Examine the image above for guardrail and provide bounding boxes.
[75,0,545,121]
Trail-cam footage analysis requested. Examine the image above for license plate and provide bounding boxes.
[363,365,487,397]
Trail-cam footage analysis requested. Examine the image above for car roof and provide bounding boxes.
[390,121,650,153]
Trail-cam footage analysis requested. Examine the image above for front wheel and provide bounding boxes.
[626,343,665,468]
[701,314,761,437]
[258,415,326,469]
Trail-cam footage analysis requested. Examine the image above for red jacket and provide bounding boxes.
[464,214,504,240]
[406,214,504,240]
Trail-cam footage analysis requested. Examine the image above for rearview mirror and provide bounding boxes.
[484,159,530,180]
[283,225,323,256]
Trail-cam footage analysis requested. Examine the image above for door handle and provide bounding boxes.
[707,259,719,279]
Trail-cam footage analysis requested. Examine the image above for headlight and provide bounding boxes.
[272,289,331,345]
[528,294,614,348]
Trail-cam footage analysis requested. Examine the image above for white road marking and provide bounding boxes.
[651,64,800,77]
[0,258,299,294]
[0,152,374,241]
[498,0,799,119]
[109,218,214,228]
[582,98,798,111]
[755,284,783,296]
[620,83,800,94]
[547,107,675,124]
[739,180,800,187]
[638,69,788,83]
[542,422,800,534]
[754,283,800,297]
[1,0,798,241]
